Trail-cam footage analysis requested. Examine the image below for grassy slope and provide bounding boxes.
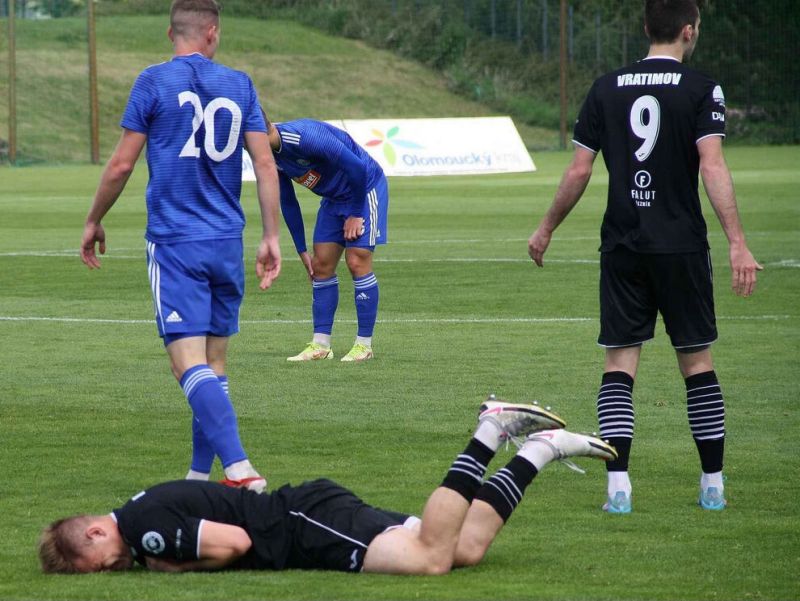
[0,146,798,600]
[0,15,557,164]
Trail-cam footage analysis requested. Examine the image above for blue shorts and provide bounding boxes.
[145,238,244,340]
[313,176,389,248]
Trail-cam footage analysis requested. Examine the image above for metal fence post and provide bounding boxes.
[7,0,16,163]
[87,0,100,164]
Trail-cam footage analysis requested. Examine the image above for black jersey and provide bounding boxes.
[573,57,726,253]
[112,480,293,570]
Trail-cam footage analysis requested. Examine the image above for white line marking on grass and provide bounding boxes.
[1,315,793,325]
[766,259,800,268]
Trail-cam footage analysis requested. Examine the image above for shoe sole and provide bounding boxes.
[603,503,632,514]
[287,352,333,362]
[587,437,618,461]
[479,401,567,431]
[341,353,374,362]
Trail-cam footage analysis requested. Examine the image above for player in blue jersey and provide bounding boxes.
[268,119,389,362]
[79,0,281,492]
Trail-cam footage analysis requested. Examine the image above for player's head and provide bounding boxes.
[169,0,221,57]
[644,0,702,59]
[39,515,133,574]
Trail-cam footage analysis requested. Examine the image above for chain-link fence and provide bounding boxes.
[1,0,797,164]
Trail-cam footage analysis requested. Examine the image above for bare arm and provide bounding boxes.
[528,146,597,267]
[145,521,252,572]
[245,130,282,290]
[697,136,762,296]
[80,129,147,269]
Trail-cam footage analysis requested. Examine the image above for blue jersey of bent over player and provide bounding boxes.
[121,53,266,244]
[274,119,385,253]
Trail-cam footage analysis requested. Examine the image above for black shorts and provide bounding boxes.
[283,479,412,572]
[599,247,717,349]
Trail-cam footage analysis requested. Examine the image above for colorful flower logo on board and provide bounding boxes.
[366,126,423,165]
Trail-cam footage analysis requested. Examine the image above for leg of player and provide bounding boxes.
[454,428,617,566]
[185,335,231,481]
[342,247,377,362]
[676,347,727,510]
[597,346,641,514]
[363,401,613,574]
[287,242,343,362]
[167,336,265,493]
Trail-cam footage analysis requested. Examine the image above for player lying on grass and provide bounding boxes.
[39,400,615,575]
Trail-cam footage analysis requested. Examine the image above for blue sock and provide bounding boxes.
[180,365,246,469]
[312,275,339,335]
[189,375,229,473]
[353,272,379,337]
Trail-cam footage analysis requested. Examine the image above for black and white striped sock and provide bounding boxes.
[597,371,635,471]
[474,456,538,522]
[686,370,725,473]
[440,439,494,502]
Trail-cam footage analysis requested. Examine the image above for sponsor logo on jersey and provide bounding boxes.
[617,72,683,87]
[142,531,166,555]
[631,170,655,207]
[713,85,725,107]
[712,112,725,122]
[293,170,322,190]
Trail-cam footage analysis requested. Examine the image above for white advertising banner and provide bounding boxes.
[243,116,534,180]
[341,116,535,176]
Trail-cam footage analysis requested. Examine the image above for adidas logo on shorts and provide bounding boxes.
[166,311,183,323]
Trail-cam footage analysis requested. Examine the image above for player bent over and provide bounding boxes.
[269,119,388,362]
[39,400,615,574]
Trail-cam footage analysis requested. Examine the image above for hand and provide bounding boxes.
[343,216,365,242]
[729,242,763,297]
[256,236,282,290]
[528,226,552,267]
[299,251,314,281]
[80,221,106,269]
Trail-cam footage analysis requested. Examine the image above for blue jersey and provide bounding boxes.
[274,120,384,218]
[121,53,266,244]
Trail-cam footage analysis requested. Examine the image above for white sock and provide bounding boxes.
[517,440,557,471]
[701,471,724,491]
[312,333,332,347]
[355,336,372,348]
[224,459,260,481]
[473,420,504,452]
[607,471,632,498]
[185,469,210,481]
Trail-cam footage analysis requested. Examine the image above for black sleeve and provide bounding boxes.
[696,79,727,142]
[123,506,203,562]
[573,81,604,152]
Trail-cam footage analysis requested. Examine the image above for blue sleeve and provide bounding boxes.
[302,127,368,219]
[279,173,307,254]
[243,77,267,133]
[120,70,156,134]
[334,147,368,219]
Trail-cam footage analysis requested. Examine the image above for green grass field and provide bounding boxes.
[0,145,798,600]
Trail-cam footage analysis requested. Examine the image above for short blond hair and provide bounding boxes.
[38,515,93,574]
[170,0,221,38]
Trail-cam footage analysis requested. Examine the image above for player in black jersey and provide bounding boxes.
[38,400,617,574]
[528,0,761,513]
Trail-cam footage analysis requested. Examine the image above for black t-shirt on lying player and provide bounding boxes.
[573,57,726,254]
[112,480,292,570]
